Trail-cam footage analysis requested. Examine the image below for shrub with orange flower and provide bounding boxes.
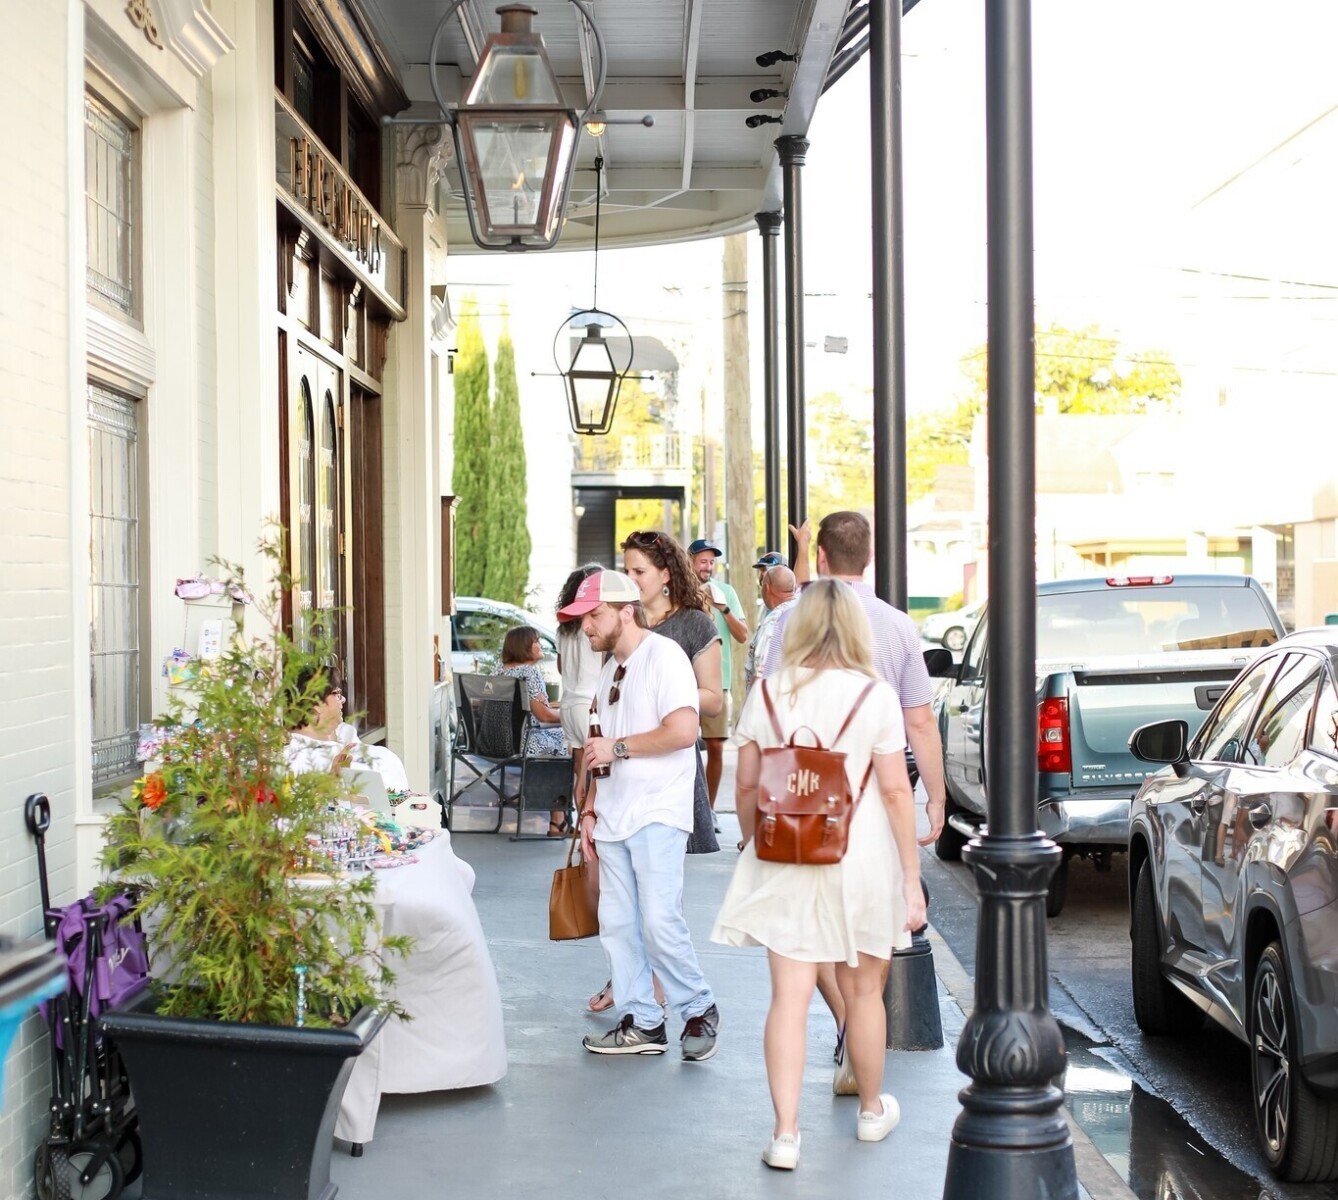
[138,772,168,811]
[100,529,408,1027]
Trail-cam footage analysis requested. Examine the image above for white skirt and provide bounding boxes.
[560,697,592,749]
[710,792,910,966]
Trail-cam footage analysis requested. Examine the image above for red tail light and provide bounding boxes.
[1105,575,1174,586]
[1038,697,1071,774]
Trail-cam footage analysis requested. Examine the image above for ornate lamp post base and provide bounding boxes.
[943,834,1076,1200]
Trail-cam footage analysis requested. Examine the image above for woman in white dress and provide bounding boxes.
[711,579,926,1170]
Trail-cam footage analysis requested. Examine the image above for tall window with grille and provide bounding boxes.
[89,384,146,784]
[85,90,137,316]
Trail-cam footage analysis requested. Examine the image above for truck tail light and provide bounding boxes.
[1038,697,1071,774]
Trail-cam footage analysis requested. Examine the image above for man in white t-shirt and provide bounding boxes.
[561,569,720,1060]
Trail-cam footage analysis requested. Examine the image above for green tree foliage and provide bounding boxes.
[908,323,1182,503]
[805,391,875,518]
[451,298,491,597]
[482,327,532,606]
[576,376,675,543]
[959,323,1182,415]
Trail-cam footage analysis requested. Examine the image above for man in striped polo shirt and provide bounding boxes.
[758,510,946,838]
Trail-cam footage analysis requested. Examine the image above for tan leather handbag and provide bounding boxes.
[549,826,600,941]
[754,679,877,866]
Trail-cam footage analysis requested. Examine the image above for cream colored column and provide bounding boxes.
[209,0,279,587]
[142,106,200,711]
[722,232,755,697]
[381,125,450,788]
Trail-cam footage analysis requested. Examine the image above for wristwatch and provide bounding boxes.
[612,739,630,760]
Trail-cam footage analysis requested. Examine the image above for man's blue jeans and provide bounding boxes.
[597,823,715,1030]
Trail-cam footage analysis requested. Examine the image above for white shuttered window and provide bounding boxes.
[88,383,144,784]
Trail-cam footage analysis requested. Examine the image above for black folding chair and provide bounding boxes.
[447,673,571,839]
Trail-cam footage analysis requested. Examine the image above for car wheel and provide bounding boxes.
[1251,942,1338,1181]
[1130,860,1198,1035]
[944,626,967,652]
[935,793,967,862]
[1044,854,1068,918]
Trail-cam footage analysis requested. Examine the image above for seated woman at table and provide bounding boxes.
[495,625,570,836]
[284,666,412,791]
[285,667,352,776]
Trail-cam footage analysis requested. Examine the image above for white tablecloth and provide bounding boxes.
[335,831,507,1144]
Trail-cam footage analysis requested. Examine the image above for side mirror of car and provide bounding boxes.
[923,648,957,678]
[1129,719,1190,765]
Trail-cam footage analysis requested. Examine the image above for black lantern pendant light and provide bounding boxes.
[553,156,633,435]
[429,2,606,251]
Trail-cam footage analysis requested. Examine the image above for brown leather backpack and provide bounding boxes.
[754,679,878,866]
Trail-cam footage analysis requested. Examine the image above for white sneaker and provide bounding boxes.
[832,1040,858,1095]
[762,1132,801,1170]
[856,1094,901,1143]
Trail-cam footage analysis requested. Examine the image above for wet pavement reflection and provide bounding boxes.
[1063,1033,1279,1200]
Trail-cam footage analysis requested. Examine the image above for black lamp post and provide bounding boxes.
[428,2,607,251]
[553,155,633,435]
[942,0,1078,1196]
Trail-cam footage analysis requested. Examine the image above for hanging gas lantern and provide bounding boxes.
[432,3,599,251]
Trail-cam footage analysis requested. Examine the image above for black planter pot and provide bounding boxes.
[99,989,386,1200]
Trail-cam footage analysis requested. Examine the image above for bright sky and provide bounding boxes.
[803,0,1338,409]
[456,1,1338,422]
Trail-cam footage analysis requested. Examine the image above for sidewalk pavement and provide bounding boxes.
[331,746,1120,1200]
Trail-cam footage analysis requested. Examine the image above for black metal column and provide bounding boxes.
[942,0,1077,1195]
[869,0,908,609]
[776,136,808,563]
[757,211,784,555]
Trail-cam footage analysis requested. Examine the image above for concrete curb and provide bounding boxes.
[925,925,1137,1200]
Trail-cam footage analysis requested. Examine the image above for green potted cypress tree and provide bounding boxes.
[98,534,409,1200]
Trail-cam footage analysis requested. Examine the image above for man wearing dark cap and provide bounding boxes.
[688,538,748,827]
[752,549,787,588]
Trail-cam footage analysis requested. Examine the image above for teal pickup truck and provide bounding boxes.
[934,575,1285,916]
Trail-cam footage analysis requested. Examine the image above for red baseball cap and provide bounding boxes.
[556,570,642,620]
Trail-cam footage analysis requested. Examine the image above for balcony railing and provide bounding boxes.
[575,433,689,474]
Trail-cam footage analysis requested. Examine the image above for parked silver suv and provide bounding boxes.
[1128,629,1338,1182]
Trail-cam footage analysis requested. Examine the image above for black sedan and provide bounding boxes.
[1128,628,1338,1182]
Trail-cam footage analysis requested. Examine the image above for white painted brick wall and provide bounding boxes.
[0,3,76,1196]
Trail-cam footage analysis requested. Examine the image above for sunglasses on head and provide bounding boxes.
[625,530,665,550]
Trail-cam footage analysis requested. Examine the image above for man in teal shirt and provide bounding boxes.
[689,538,748,829]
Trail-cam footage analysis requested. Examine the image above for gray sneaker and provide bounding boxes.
[681,1004,720,1061]
[583,1014,668,1055]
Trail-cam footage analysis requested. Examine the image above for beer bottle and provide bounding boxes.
[589,704,611,779]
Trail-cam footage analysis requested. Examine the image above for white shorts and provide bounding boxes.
[560,697,593,748]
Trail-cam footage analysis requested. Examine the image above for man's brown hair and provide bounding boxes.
[817,511,872,576]
[609,600,650,629]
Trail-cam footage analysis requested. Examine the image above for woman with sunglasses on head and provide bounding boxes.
[620,530,723,856]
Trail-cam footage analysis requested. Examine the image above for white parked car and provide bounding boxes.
[920,599,984,653]
[450,597,561,693]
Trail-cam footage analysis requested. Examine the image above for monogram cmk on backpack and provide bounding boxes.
[754,679,878,865]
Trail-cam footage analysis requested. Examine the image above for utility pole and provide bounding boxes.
[722,232,756,694]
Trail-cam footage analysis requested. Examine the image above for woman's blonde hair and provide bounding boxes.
[778,579,875,696]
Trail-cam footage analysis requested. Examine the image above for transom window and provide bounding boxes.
[85,90,137,316]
